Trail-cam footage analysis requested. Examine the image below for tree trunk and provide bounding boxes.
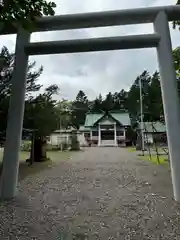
[136,133,142,150]
[70,132,80,151]
[34,136,48,162]
[26,135,49,163]
[29,130,35,165]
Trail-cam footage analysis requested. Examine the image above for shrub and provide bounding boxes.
[20,141,31,151]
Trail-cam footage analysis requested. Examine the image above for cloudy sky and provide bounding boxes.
[1,0,180,100]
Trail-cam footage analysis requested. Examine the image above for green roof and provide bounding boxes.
[110,113,131,126]
[84,112,130,127]
[84,113,103,127]
[139,122,166,133]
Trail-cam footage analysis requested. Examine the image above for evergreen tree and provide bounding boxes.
[101,92,114,112]
[0,46,42,133]
[71,90,89,128]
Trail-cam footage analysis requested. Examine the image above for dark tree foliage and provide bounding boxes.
[0,46,42,132]
[0,46,60,162]
[23,84,60,137]
[71,90,89,128]
[0,0,56,31]
[173,0,180,29]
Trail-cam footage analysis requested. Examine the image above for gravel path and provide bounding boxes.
[0,147,180,239]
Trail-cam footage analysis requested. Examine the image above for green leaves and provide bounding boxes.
[0,46,44,133]
[127,70,163,123]
[42,1,56,16]
[24,92,60,136]
[173,47,180,77]
[72,90,89,128]
[173,0,180,29]
[0,0,57,31]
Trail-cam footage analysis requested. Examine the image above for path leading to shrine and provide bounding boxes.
[0,147,179,239]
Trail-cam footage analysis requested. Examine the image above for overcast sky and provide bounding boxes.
[1,0,180,100]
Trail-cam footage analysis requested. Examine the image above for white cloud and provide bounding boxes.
[1,0,179,100]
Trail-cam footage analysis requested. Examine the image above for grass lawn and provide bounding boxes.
[127,147,137,152]
[0,150,74,181]
[125,146,169,165]
[139,154,169,165]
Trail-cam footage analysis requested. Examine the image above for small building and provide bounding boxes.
[47,128,87,147]
[138,121,166,144]
[81,111,131,147]
[47,129,72,146]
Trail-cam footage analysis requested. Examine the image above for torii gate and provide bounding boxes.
[1,5,180,201]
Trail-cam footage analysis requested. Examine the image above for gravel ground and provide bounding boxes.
[0,147,180,239]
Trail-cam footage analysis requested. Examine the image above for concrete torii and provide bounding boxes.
[1,5,180,200]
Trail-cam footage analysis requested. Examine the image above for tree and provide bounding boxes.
[98,93,103,103]
[90,90,128,113]
[23,84,60,162]
[173,0,180,29]
[0,46,60,162]
[0,0,56,31]
[43,84,59,100]
[101,92,114,112]
[90,97,102,113]
[145,72,163,121]
[173,47,180,79]
[0,46,42,133]
[113,90,128,110]
[70,131,80,151]
[173,47,180,100]
[127,70,162,124]
[56,100,72,129]
[0,46,42,97]
[71,90,89,128]
[24,85,60,137]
